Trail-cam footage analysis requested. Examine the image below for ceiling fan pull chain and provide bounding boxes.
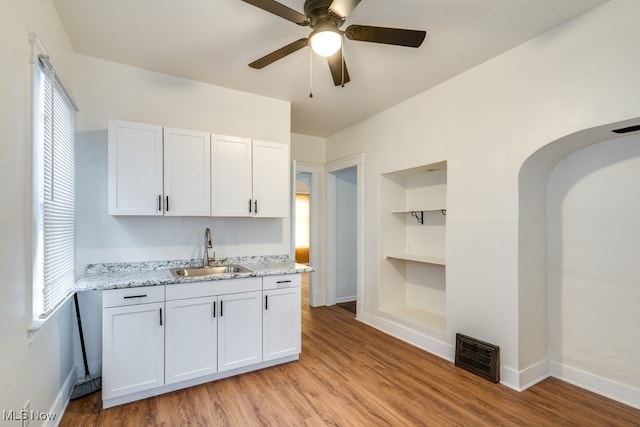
[309,46,314,98]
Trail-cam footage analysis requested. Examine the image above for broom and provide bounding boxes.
[70,292,102,399]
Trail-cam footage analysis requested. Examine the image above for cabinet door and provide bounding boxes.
[211,134,252,217]
[165,296,217,384]
[263,287,301,361]
[108,120,163,215]
[252,140,290,218]
[217,291,262,371]
[102,302,164,399]
[163,128,211,216]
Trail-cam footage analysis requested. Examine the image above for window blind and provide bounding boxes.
[34,55,76,320]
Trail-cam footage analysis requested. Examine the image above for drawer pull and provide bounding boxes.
[276,280,292,284]
[123,294,147,299]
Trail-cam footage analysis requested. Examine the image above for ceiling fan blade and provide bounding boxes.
[327,50,351,87]
[345,25,426,48]
[240,0,309,26]
[328,0,362,19]
[249,38,309,69]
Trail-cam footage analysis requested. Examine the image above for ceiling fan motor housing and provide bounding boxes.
[304,0,346,29]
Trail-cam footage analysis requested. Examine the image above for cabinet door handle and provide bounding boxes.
[123,294,147,299]
[165,196,169,212]
[254,200,258,215]
[249,199,252,214]
[276,280,292,284]
[220,300,223,317]
[158,195,162,211]
[212,301,216,318]
[159,308,163,326]
[265,295,268,310]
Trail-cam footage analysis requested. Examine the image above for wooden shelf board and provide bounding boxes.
[386,254,446,266]
[379,305,447,334]
[391,207,446,214]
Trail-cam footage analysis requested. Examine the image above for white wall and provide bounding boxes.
[291,133,326,165]
[0,0,77,423]
[74,55,292,271]
[547,135,640,389]
[325,0,640,401]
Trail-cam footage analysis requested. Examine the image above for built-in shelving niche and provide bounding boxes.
[379,161,447,336]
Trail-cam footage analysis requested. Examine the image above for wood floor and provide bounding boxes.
[62,274,640,426]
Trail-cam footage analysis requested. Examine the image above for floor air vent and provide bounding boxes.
[455,333,500,383]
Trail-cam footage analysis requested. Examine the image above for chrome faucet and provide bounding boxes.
[204,227,215,266]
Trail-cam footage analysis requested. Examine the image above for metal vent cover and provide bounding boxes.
[455,333,500,383]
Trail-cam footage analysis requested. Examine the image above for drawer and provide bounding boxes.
[165,277,262,301]
[103,286,165,308]
[262,274,301,290]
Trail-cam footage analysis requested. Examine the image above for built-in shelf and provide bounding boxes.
[379,161,447,338]
[391,208,446,214]
[386,253,446,266]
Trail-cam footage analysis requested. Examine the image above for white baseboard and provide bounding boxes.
[357,311,454,361]
[550,361,640,410]
[335,295,356,304]
[310,289,326,307]
[47,365,77,427]
[501,359,551,392]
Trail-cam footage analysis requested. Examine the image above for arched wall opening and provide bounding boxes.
[518,119,640,408]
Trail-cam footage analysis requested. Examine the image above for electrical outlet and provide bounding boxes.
[22,400,30,427]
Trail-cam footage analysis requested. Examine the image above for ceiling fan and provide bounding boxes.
[241,0,427,87]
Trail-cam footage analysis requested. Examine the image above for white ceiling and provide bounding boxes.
[52,0,608,137]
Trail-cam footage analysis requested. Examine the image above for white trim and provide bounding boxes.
[516,359,551,391]
[358,311,454,361]
[326,153,365,173]
[335,295,356,304]
[295,162,324,307]
[46,364,76,427]
[325,154,364,312]
[550,361,640,410]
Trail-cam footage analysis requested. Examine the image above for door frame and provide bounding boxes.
[294,162,323,307]
[326,154,365,316]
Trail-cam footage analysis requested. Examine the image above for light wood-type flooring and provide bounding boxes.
[62,274,640,426]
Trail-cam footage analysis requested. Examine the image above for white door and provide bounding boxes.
[211,134,252,216]
[252,140,290,218]
[165,296,217,384]
[108,120,163,215]
[163,127,211,216]
[102,302,165,399]
[217,291,262,371]
[263,287,301,361]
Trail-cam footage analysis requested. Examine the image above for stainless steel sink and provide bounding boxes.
[171,264,252,278]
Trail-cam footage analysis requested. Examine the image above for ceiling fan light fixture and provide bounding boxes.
[309,28,342,57]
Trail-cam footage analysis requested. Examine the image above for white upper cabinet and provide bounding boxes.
[108,120,163,215]
[252,140,290,218]
[210,135,253,217]
[163,127,211,216]
[108,120,211,216]
[211,135,290,218]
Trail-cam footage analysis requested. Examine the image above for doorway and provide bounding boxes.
[326,154,364,317]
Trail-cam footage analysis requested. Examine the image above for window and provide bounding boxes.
[32,51,77,324]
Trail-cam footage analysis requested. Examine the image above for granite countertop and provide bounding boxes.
[75,255,314,292]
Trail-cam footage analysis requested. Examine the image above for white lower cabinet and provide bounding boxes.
[102,274,301,408]
[164,296,218,384]
[218,290,263,371]
[263,275,302,361]
[102,287,166,400]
